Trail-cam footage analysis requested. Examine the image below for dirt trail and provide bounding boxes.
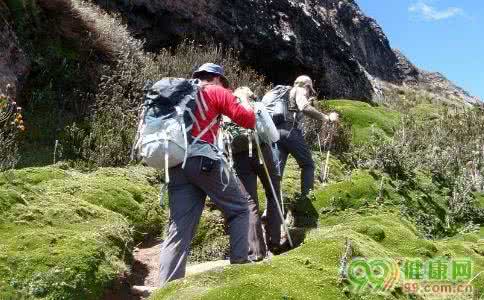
[102,238,161,300]
[103,227,307,299]
[132,240,162,288]
[103,238,231,300]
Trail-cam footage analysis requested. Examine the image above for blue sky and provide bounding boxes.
[357,0,483,100]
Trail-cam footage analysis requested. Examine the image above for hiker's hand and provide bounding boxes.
[328,112,339,122]
[234,87,255,103]
[234,87,255,110]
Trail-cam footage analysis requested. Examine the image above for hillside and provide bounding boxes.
[1,0,484,300]
[94,0,481,105]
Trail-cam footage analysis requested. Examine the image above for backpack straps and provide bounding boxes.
[190,116,220,146]
[194,84,210,121]
[248,131,253,158]
[181,119,189,169]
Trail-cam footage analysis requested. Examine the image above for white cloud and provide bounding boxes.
[409,1,464,21]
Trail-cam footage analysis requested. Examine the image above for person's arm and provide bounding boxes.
[293,87,329,121]
[217,87,256,129]
[302,105,330,122]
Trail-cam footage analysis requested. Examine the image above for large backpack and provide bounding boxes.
[222,102,279,162]
[261,85,292,125]
[132,78,218,182]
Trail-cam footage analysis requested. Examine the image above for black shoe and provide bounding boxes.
[269,240,291,255]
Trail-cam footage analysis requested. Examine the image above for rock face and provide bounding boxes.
[59,0,484,104]
[393,50,481,105]
[0,1,29,95]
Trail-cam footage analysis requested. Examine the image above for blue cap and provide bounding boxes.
[192,63,230,88]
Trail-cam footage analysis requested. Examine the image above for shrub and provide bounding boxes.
[0,85,24,171]
[83,39,269,166]
[345,107,484,234]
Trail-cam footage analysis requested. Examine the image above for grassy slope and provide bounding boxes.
[326,100,400,145]
[0,166,164,299]
[3,99,481,299]
[0,165,231,299]
[152,168,482,299]
[152,100,484,299]
[152,209,483,299]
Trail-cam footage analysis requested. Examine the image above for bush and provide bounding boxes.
[55,0,270,166]
[345,107,484,234]
[303,108,352,155]
[0,85,24,171]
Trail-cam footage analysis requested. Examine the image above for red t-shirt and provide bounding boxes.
[191,84,255,144]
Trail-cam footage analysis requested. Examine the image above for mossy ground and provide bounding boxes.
[325,100,401,145]
[3,99,482,299]
[0,165,233,299]
[0,165,164,299]
[152,151,482,300]
[152,209,483,299]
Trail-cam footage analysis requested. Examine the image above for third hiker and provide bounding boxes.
[264,75,338,226]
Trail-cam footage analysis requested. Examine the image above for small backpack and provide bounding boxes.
[132,78,218,182]
[261,85,292,125]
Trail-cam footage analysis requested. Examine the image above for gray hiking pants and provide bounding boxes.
[233,144,283,250]
[275,124,315,197]
[159,156,250,286]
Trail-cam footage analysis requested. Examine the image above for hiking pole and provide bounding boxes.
[322,149,330,183]
[279,188,285,216]
[253,132,294,248]
[321,121,336,183]
[316,133,325,183]
[273,144,285,216]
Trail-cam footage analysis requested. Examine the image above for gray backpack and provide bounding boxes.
[132,78,218,182]
[261,85,292,125]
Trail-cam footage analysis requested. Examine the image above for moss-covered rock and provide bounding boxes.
[326,100,400,145]
[151,210,484,299]
[311,169,388,212]
[0,165,164,299]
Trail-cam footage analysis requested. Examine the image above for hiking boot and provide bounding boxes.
[248,253,266,262]
[268,239,291,255]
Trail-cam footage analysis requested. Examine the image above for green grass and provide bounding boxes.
[256,154,346,214]
[0,165,237,298]
[0,165,164,299]
[325,100,401,145]
[151,209,484,299]
[189,209,229,263]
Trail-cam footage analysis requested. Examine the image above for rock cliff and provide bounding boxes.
[94,0,480,104]
[0,1,29,95]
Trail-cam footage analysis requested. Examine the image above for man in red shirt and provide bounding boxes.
[159,63,256,286]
